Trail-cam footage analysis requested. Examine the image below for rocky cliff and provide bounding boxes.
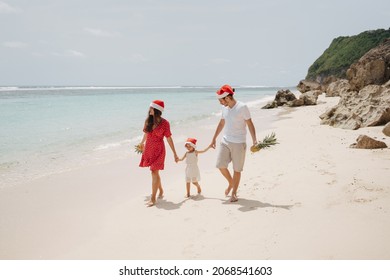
[319,39,390,130]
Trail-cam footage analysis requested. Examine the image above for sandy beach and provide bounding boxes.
[1,94,389,260]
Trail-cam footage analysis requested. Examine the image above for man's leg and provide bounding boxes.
[230,142,245,202]
[231,171,241,202]
[219,168,233,196]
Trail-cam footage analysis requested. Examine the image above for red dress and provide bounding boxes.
[139,118,172,171]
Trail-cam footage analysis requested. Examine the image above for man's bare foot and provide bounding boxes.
[225,186,232,196]
[230,195,238,202]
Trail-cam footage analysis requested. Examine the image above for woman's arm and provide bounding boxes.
[138,133,147,150]
[166,136,179,162]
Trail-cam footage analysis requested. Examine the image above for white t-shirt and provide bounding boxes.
[221,101,251,143]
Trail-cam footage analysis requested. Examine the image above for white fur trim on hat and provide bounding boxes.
[150,102,164,112]
[216,91,230,99]
[185,141,196,149]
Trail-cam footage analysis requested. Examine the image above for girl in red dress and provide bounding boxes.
[138,100,179,207]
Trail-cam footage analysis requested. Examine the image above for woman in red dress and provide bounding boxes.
[139,100,179,207]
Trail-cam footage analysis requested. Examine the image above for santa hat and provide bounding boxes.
[185,138,197,149]
[216,84,235,99]
[150,100,164,112]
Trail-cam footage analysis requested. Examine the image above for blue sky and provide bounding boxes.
[1,0,389,86]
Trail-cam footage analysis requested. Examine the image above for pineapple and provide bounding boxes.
[251,132,278,153]
[134,144,144,154]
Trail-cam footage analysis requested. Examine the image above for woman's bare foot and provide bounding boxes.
[197,186,202,195]
[225,186,232,196]
[146,200,155,207]
[185,193,191,198]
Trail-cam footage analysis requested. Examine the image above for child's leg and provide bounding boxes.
[185,182,191,198]
[192,182,202,194]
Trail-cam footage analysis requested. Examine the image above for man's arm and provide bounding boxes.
[210,119,225,148]
[246,118,257,146]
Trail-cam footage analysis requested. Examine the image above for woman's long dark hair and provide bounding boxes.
[144,108,162,133]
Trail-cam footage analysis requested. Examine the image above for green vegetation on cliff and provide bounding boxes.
[306,28,390,82]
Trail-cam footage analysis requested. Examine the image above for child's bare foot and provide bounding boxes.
[230,194,238,202]
[225,186,232,196]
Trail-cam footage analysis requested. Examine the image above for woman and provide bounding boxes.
[138,100,179,207]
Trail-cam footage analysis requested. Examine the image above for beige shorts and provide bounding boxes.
[216,141,247,172]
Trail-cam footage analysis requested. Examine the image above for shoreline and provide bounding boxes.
[0,94,389,259]
[0,87,277,190]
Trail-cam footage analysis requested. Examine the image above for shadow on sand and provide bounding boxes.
[144,195,294,212]
[222,197,293,212]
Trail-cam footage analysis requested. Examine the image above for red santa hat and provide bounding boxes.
[150,100,164,112]
[185,138,197,149]
[216,84,235,99]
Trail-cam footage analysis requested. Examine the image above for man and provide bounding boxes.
[210,84,257,202]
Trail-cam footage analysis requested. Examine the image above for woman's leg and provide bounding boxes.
[148,170,161,206]
[158,181,164,198]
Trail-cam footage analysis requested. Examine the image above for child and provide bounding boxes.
[178,138,211,198]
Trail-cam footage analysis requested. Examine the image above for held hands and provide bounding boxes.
[210,140,216,149]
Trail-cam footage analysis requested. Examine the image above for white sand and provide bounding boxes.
[1,95,389,260]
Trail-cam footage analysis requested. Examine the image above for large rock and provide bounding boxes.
[326,79,350,97]
[320,85,390,129]
[320,76,339,92]
[262,89,322,109]
[383,122,390,137]
[262,89,298,109]
[297,80,322,93]
[299,90,322,105]
[275,89,297,106]
[346,38,390,91]
[350,135,387,149]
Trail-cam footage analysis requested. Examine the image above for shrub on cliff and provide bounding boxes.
[306,28,390,82]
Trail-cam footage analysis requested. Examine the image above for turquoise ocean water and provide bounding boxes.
[0,86,287,188]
